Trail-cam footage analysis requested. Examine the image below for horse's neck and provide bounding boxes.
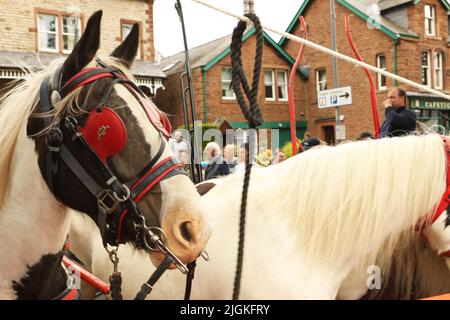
[0,129,71,299]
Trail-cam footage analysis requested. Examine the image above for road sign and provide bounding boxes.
[317,86,352,109]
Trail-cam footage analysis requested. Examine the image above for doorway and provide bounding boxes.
[322,125,335,145]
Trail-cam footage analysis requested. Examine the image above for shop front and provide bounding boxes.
[408,92,450,133]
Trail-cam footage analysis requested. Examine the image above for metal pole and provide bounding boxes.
[175,0,203,183]
[330,0,341,143]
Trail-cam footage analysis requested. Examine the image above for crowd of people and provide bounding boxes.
[168,86,419,181]
[169,133,289,181]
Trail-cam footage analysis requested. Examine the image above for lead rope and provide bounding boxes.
[107,247,123,300]
[230,7,264,300]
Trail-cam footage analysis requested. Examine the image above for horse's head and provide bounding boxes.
[26,11,211,268]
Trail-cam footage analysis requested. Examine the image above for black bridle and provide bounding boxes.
[36,59,191,280]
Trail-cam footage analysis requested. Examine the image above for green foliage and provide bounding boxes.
[281,141,294,159]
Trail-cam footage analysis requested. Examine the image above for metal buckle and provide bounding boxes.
[46,127,63,152]
[98,190,119,214]
[113,185,131,202]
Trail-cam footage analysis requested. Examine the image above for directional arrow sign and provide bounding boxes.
[317,86,352,109]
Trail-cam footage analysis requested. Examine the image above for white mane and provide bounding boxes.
[248,134,446,267]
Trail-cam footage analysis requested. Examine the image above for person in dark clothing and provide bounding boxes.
[358,131,374,140]
[203,142,230,180]
[301,136,321,151]
[380,87,416,138]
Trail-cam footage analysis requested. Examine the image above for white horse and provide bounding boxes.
[69,212,450,300]
[0,10,210,300]
[69,134,450,299]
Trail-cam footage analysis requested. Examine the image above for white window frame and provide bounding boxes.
[62,16,81,54]
[424,5,436,36]
[221,67,235,100]
[316,69,327,92]
[264,70,275,101]
[421,51,431,87]
[122,23,141,59]
[277,70,288,101]
[37,14,59,53]
[433,51,443,89]
[376,54,387,91]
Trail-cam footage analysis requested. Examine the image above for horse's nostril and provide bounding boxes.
[180,222,193,242]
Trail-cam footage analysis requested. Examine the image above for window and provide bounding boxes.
[434,51,443,89]
[316,69,327,92]
[264,70,275,101]
[37,13,81,53]
[122,23,141,59]
[221,67,235,99]
[62,16,81,53]
[38,14,58,52]
[424,5,436,36]
[277,71,288,101]
[421,51,431,87]
[376,54,387,90]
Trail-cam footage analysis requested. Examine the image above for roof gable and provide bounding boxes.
[278,0,431,46]
[161,29,309,79]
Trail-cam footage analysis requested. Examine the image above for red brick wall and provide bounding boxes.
[154,71,185,126]
[283,0,449,141]
[155,34,305,129]
[399,1,449,91]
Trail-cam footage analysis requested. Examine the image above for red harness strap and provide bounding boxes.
[418,136,450,257]
[61,286,79,300]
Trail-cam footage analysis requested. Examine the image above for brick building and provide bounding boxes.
[0,0,165,98]
[280,0,450,143]
[155,30,309,149]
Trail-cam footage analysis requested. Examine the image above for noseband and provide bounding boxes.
[36,60,187,263]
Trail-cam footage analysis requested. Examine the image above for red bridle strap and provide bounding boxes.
[117,156,183,243]
[419,137,450,232]
[417,137,450,257]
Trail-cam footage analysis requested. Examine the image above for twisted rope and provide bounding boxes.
[230,12,264,300]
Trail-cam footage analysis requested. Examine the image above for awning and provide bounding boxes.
[0,50,166,80]
[408,91,450,110]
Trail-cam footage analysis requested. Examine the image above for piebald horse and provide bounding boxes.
[0,11,210,300]
[70,134,450,299]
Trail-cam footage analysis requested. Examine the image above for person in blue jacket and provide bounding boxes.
[203,142,229,180]
[380,87,416,138]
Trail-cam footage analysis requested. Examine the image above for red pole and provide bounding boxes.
[345,16,380,138]
[62,256,111,295]
[288,16,307,155]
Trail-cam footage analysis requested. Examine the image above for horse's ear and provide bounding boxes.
[110,23,139,68]
[60,10,102,85]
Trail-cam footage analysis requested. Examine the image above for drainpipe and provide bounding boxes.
[393,39,399,86]
[202,69,208,122]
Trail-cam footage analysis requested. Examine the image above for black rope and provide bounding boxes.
[230,13,264,300]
